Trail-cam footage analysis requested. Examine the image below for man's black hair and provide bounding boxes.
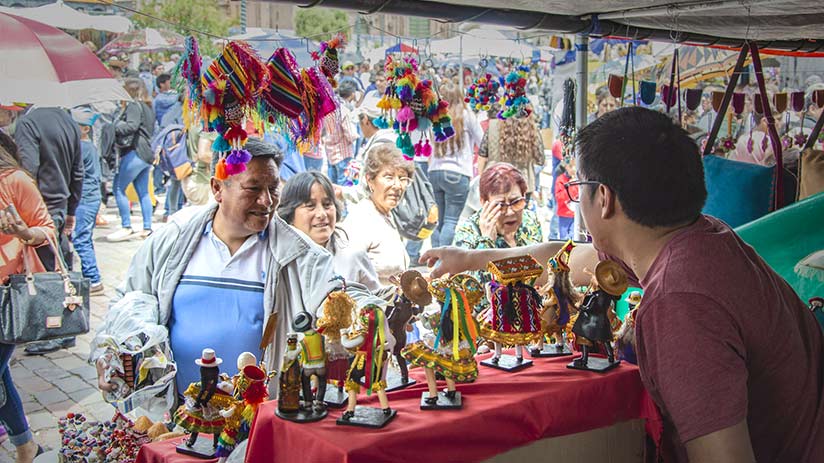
[245,137,283,168]
[156,73,172,87]
[337,80,356,100]
[576,106,707,228]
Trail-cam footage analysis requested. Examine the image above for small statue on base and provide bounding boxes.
[403,274,482,409]
[174,348,235,459]
[293,311,329,418]
[479,255,544,371]
[384,270,430,388]
[276,334,302,416]
[568,261,628,373]
[216,353,270,463]
[533,241,581,357]
[337,304,397,428]
[316,287,357,408]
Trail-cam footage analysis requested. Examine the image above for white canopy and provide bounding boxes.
[0,0,132,34]
[429,29,537,59]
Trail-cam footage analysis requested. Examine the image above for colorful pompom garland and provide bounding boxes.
[498,65,532,120]
[465,73,502,112]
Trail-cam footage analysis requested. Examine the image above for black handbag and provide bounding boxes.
[0,234,90,344]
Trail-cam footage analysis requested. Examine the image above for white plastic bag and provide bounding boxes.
[89,292,177,418]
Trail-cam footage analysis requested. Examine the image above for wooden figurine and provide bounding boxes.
[568,260,628,373]
[276,334,302,416]
[217,353,270,462]
[174,348,235,459]
[383,270,430,389]
[337,304,397,428]
[284,311,329,421]
[479,255,544,371]
[533,240,581,357]
[402,274,482,409]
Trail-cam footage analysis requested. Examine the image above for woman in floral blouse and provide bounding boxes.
[453,162,542,296]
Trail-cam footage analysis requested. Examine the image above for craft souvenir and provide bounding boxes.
[465,73,502,112]
[378,56,454,160]
[639,80,657,105]
[607,74,624,99]
[58,411,152,463]
[288,311,330,421]
[809,297,824,328]
[316,286,356,408]
[532,240,582,357]
[383,270,430,389]
[568,261,628,373]
[479,255,543,371]
[200,41,270,180]
[615,293,641,365]
[403,274,481,410]
[337,304,397,428]
[313,33,346,87]
[216,353,270,462]
[732,92,746,115]
[685,88,702,111]
[174,348,235,458]
[172,36,203,126]
[791,91,806,113]
[276,333,303,417]
[260,47,304,129]
[497,65,532,119]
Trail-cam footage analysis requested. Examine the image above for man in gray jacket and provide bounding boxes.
[93,139,352,397]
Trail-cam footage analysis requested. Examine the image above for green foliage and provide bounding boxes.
[294,9,350,41]
[135,0,237,56]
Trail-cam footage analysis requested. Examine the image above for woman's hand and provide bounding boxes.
[0,208,33,242]
[478,201,501,241]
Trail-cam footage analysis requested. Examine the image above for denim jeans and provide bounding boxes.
[72,200,101,284]
[406,161,430,262]
[0,343,32,446]
[165,177,184,217]
[114,150,153,230]
[429,169,470,248]
[303,156,324,172]
[327,157,352,185]
[558,216,575,240]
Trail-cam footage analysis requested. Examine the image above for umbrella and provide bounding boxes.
[0,0,131,34]
[0,12,130,107]
[385,43,418,54]
[227,28,316,67]
[100,27,185,55]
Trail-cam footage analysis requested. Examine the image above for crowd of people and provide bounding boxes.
[0,47,823,462]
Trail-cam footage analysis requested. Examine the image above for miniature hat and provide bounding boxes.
[236,352,257,371]
[625,291,642,305]
[732,92,746,115]
[286,332,298,343]
[684,88,702,111]
[400,270,432,307]
[451,274,483,308]
[292,311,314,333]
[607,74,624,99]
[594,260,629,297]
[639,80,657,105]
[195,348,222,368]
[810,297,824,307]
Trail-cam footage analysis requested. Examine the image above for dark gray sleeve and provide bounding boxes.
[114,103,141,137]
[13,118,40,177]
[67,124,84,216]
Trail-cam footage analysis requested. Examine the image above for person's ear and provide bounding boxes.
[211,177,225,203]
[599,184,617,220]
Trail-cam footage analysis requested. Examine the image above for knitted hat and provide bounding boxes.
[262,48,303,119]
[292,311,314,333]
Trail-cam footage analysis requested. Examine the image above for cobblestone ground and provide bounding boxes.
[1,203,151,462]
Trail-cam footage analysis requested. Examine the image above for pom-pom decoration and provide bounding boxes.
[315,33,346,87]
[497,65,532,119]
[172,36,203,119]
[465,73,502,112]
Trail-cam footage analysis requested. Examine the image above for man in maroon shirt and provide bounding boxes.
[422,107,824,462]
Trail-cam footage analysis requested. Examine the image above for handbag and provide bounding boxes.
[391,162,438,241]
[0,234,91,344]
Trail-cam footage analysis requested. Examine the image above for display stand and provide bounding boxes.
[335,406,397,428]
[567,357,621,373]
[530,344,573,358]
[420,391,462,410]
[275,407,328,423]
[175,435,217,459]
[481,354,533,372]
[322,387,348,409]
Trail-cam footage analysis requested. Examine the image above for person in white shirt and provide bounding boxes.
[339,145,413,285]
[428,82,484,248]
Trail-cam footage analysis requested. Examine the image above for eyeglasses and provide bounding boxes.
[564,180,601,203]
[493,197,527,212]
[381,174,411,188]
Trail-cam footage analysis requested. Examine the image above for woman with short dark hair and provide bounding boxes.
[278,171,381,292]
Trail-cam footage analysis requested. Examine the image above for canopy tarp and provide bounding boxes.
[736,191,824,303]
[0,0,131,34]
[430,28,537,59]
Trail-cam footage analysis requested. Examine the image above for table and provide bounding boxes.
[137,351,661,463]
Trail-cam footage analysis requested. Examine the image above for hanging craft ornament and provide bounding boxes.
[684,88,702,111]
[814,89,824,109]
[732,92,746,115]
[791,91,805,112]
[314,33,346,88]
[172,35,203,125]
[754,93,765,114]
[710,90,725,112]
[607,74,624,99]
[773,92,788,114]
[558,78,576,163]
[639,80,656,105]
[661,84,678,109]
[465,73,501,112]
[497,65,532,119]
[201,41,271,180]
[261,48,304,123]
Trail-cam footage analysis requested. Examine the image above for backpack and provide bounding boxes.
[392,161,438,241]
[152,124,191,180]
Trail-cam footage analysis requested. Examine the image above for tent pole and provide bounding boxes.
[750,42,784,210]
[459,32,463,93]
[702,43,749,156]
[574,33,588,241]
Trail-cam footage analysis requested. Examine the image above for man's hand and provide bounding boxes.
[63,215,75,237]
[420,246,472,279]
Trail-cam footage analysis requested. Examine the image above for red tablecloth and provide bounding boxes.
[137,352,661,463]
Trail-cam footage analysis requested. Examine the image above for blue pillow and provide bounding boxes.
[702,155,773,228]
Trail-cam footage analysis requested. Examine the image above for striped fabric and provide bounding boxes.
[262,48,304,119]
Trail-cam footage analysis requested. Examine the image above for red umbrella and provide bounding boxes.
[0,12,130,107]
[100,27,185,55]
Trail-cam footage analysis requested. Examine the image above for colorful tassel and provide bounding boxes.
[212,134,231,153]
[215,158,228,180]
